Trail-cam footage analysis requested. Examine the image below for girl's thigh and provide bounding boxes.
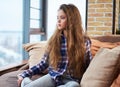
[65,81,79,87]
[58,81,80,87]
[22,74,55,87]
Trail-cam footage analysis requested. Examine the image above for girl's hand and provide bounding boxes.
[17,75,24,87]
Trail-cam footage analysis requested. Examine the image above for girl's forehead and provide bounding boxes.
[57,10,66,15]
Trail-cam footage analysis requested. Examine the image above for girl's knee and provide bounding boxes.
[66,81,80,87]
[21,77,32,87]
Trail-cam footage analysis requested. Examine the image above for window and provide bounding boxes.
[23,0,47,43]
[0,0,47,67]
[23,0,47,59]
[0,0,23,67]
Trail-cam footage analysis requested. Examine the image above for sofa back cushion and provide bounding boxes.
[23,41,47,68]
[91,39,119,57]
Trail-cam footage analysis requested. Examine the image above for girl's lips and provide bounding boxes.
[58,24,61,26]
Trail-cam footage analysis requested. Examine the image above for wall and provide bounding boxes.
[87,0,120,36]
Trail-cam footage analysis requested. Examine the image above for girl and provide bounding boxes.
[17,4,92,87]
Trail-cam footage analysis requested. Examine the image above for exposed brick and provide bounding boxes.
[87,0,119,36]
[88,22,103,26]
[88,0,96,3]
[89,4,104,8]
[87,31,103,35]
[96,8,112,12]
[104,32,112,35]
[97,0,112,3]
[87,27,95,31]
[88,18,95,21]
[88,13,104,17]
[96,27,112,31]
[96,18,112,21]
[105,13,112,17]
[88,9,95,13]
[104,22,112,26]
[105,4,112,8]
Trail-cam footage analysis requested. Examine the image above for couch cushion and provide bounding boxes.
[0,70,42,87]
[91,39,119,57]
[23,41,47,68]
[0,70,24,87]
[80,46,120,87]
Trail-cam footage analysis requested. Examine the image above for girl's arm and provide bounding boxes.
[84,39,92,69]
[18,52,49,78]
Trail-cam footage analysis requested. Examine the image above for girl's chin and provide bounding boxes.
[57,28,65,30]
[58,28,63,30]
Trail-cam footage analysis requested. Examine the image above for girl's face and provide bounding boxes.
[57,9,67,30]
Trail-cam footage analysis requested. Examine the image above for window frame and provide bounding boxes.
[22,0,47,59]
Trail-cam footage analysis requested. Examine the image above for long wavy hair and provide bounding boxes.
[47,4,86,78]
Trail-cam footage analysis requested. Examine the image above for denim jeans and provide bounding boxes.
[21,74,79,87]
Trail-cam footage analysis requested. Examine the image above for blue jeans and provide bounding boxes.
[21,74,80,87]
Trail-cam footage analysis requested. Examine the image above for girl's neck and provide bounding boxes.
[63,30,67,38]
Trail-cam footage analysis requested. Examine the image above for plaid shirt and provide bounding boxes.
[20,35,92,86]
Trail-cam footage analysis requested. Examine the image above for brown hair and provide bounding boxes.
[47,4,86,78]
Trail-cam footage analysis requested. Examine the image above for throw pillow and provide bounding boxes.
[23,41,47,68]
[80,46,120,87]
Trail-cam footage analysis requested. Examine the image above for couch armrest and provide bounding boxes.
[0,60,28,76]
[91,35,120,43]
[18,63,29,70]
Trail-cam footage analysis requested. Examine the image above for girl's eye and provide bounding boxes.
[61,16,66,19]
[57,16,66,20]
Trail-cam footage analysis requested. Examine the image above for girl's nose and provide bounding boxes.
[57,18,61,23]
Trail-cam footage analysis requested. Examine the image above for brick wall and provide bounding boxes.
[87,0,119,36]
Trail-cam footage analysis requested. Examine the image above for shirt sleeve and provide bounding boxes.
[19,52,49,78]
[84,39,92,69]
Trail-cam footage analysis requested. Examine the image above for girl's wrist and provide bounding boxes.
[17,75,24,80]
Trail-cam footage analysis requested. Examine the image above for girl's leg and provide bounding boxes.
[21,77,32,87]
[57,78,80,87]
[21,74,55,87]
[64,81,79,87]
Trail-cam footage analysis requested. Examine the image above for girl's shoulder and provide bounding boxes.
[84,35,91,44]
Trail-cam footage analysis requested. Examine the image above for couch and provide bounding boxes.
[0,35,120,87]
